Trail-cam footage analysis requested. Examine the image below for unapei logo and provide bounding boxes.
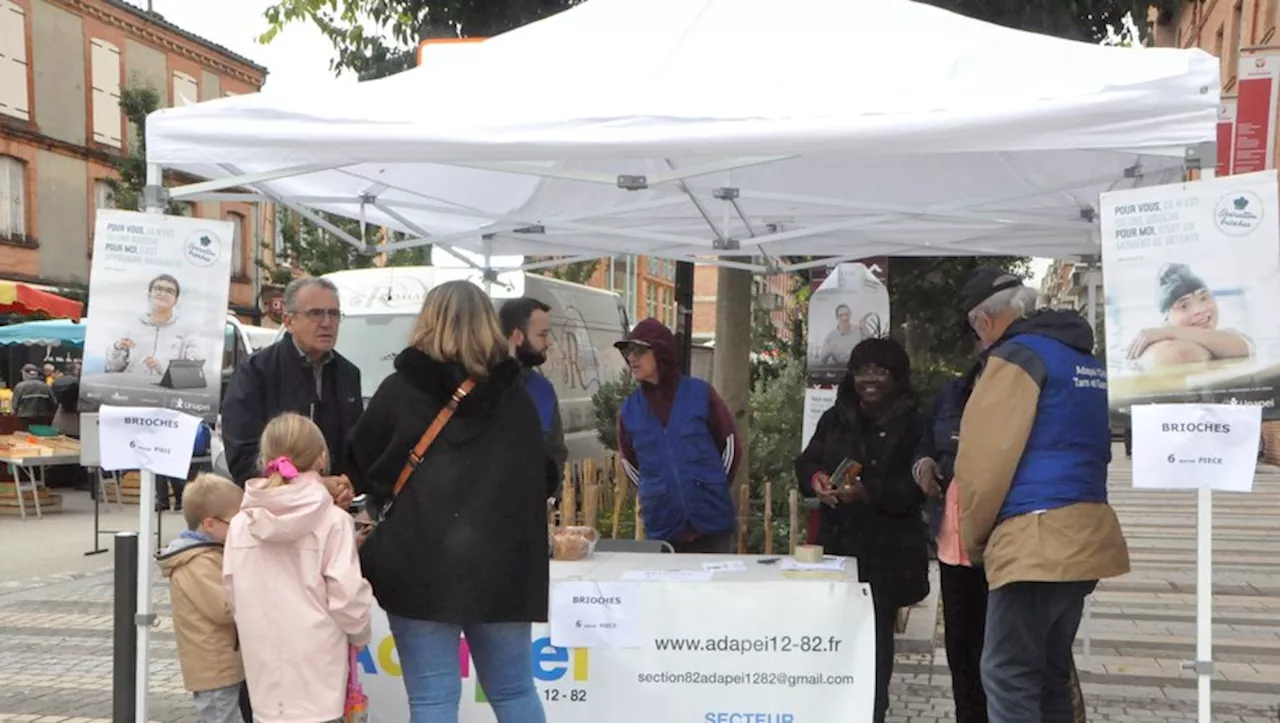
[183,230,222,267]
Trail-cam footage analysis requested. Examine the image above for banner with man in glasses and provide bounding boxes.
[79,209,234,421]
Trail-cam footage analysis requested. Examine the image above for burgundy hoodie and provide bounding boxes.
[615,319,743,539]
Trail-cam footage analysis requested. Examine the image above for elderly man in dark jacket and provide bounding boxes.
[221,277,362,506]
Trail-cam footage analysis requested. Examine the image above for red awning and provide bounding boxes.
[0,281,84,321]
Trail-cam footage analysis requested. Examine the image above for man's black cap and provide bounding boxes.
[961,267,1024,315]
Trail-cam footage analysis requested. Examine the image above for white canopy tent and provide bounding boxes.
[144,0,1219,273]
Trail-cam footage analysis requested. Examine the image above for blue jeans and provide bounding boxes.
[387,615,546,723]
[982,580,1096,723]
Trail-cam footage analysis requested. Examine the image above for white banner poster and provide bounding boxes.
[801,387,838,450]
[1131,403,1262,492]
[1099,171,1280,418]
[358,582,876,722]
[806,263,890,386]
[79,210,234,421]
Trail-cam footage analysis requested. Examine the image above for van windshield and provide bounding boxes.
[335,314,418,400]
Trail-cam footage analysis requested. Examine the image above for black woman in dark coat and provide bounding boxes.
[795,338,930,723]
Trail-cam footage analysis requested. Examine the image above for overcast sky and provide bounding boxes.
[136,0,362,93]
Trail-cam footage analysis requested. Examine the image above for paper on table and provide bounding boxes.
[549,581,642,648]
[620,569,714,582]
[702,560,748,573]
[98,405,200,479]
[1131,403,1262,492]
[781,556,847,572]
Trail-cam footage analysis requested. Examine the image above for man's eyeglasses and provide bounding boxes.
[298,308,343,323]
[151,286,178,297]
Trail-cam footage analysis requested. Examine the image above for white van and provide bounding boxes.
[322,266,630,461]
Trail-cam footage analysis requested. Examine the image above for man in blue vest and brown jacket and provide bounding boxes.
[615,319,742,553]
[954,268,1129,723]
[501,298,568,499]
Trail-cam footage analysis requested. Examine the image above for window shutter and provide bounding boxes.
[0,1,29,121]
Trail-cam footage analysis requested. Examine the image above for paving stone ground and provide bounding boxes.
[0,446,1277,721]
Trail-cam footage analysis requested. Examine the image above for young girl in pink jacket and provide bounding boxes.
[223,412,373,723]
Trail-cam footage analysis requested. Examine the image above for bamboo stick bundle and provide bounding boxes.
[788,488,800,553]
[634,497,646,540]
[763,480,773,555]
[562,463,577,527]
[582,460,600,529]
[736,485,750,554]
[611,456,626,539]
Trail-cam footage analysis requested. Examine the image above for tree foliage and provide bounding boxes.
[108,86,185,214]
[532,258,600,286]
[260,0,581,77]
[919,0,1165,42]
[887,257,1030,362]
[266,209,428,282]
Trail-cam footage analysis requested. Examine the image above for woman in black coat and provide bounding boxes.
[795,338,930,723]
[347,280,555,723]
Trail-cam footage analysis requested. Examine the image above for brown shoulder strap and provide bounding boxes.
[391,378,477,497]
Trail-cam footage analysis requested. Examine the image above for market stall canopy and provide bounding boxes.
[0,282,84,321]
[145,0,1219,270]
[0,318,85,347]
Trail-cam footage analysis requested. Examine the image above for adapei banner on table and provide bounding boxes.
[79,210,234,422]
[1099,171,1280,419]
[358,581,876,722]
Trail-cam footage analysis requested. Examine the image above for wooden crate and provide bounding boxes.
[0,483,62,515]
[116,471,189,508]
[1263,421,1280,466]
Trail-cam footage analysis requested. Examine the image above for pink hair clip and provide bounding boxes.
[265,456,299,480]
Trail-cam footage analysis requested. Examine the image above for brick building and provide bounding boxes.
[584,254,677,327]
[691,264,793,345]
[0,0,272,314]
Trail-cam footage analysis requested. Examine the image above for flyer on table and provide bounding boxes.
[79,210,234,422]
[1098,170,1280,420]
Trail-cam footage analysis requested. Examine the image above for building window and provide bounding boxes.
[0,1,29,121]
[226,211,246,277]
[0,155,25,239]
[90,39,122,147]
[661,286,674,326]
[175,201,196,217]
[94,180,116,214]
[646,284,657,320]
[172,70,199,106]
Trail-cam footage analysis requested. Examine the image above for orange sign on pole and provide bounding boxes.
[416,37,487,66]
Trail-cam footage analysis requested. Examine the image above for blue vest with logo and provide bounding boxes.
[522,371,557,438]
[997,333,1111,523]
[620,376,734,541]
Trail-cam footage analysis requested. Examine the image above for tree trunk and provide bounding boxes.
[713,266,753,548]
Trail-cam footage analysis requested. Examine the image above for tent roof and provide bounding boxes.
[145,0,1219,269]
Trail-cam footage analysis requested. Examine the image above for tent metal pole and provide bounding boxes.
[167,163,340,199]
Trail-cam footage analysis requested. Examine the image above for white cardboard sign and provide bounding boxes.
[98,405,200,479]
[1131,403,1262,492]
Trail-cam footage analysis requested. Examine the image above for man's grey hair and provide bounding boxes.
[283,277,340,313]
[969,279,1041,324]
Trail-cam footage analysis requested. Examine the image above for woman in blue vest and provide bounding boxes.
[615,319,742,553]
[795,337,929,723]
